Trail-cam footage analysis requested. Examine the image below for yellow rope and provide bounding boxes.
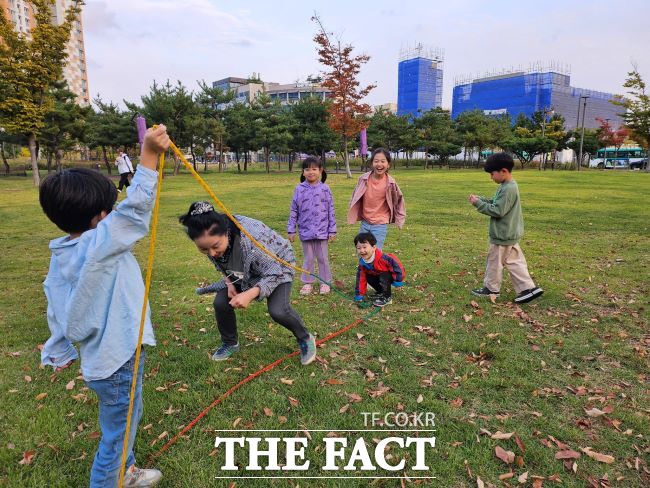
[117,153,166,487]
[168,142,307,275]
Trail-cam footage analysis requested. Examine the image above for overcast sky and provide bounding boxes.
[83,0,650,110]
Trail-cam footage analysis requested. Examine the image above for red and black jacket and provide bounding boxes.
[355,249,405,297]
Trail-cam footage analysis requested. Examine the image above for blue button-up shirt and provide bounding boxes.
[41,167,158,381]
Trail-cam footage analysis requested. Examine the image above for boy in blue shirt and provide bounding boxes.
[39,125,170,487]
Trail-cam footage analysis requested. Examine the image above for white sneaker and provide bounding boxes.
[123,465,162,487]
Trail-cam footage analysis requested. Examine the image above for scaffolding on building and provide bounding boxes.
[453,61,571,87]
[397,43,444,117]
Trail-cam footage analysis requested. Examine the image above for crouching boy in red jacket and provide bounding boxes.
[353,232,405,307]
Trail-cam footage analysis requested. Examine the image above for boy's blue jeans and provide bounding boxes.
[86,349,145,487]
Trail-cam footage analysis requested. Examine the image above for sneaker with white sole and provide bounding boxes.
[373,295,392,307]
[123,465,162,487]
[471,287,500,298]
[211,343,240,361]
[514,287,544,304]
[298,334,317,365]
[299,284,313,295]
[319,284,331,294]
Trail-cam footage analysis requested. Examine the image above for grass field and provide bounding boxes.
[0,167,648,487]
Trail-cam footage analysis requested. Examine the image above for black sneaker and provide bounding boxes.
[373,296,392,307]
[514,287,544,304]
[471,287,500,297]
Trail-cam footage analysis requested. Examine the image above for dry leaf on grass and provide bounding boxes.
[495,445,515,464]
[581,447,614,464]
[325,378,344,385]
[555,449,581,459]
[18,450,35,465]
[491,431,514,440]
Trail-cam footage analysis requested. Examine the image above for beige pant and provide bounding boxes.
[484,243,535,293]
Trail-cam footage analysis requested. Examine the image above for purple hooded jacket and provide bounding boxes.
[287,181,337,241]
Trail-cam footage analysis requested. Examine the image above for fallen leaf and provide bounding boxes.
[499,472,514,480]
[366,382,390,398]
[157,431,168,440]
[417,394,423,403]
[346,393,362,403]
[35,392,47,401]
[288,396,299,407]
[24,375,32,383]
[19,450,35,465]
[278,416,287,424]
[581,447,614,464]
[450,397,463,408]
[555,450,581,460]
[477,476,485,488]
[280,378,294,385]
[491,431,514,440]
[232,417,242,428]
[339,404,350,414]
[495,446,515,464]
[263,407,273,417]
[463,314,473,322]
[325,378,344,385]
[584,407,606,417]
[514,434,526,453]
[65,380,75,391]
[518,471,529,483]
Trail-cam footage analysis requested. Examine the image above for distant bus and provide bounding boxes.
[589,146,647,169]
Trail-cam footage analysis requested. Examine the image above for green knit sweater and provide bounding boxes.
[474,180,524,245]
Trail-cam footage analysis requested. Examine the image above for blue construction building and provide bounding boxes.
[397,44,444,118]
[451,64,622,129]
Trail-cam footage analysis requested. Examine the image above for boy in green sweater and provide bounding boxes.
[469,152,543,304]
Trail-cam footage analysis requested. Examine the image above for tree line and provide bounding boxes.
[2,2,649,186]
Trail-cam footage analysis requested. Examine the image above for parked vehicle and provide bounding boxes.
[589,146,646,169]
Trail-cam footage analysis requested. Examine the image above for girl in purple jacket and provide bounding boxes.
[287,156,337,295]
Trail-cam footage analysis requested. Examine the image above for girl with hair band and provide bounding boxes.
[179,202,317,365]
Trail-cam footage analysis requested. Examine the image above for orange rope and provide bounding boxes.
[148,306,381,464]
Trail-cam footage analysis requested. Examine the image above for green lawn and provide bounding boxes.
[0,168,648,487]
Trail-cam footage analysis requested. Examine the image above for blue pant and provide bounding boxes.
[359,221,388,249]
[86,349,145,487]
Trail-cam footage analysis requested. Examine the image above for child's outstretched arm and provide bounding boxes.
[473,186,516,218]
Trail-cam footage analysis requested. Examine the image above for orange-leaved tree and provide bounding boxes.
[312,14,375,178]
